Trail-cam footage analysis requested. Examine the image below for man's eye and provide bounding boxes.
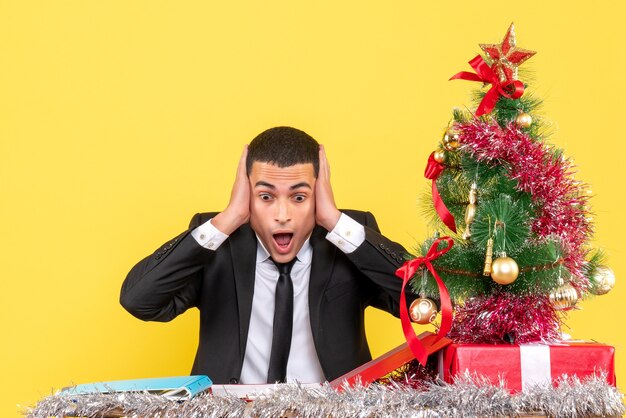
[260,194,273,201]
[293,195,306,202]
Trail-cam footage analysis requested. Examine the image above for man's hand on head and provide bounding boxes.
[315,145,342,231]
[212,145,251,235]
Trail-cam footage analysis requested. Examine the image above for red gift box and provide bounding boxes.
[440,342,616,393]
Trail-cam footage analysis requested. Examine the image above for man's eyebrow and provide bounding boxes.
[290,182,312,190]
[254,181,275,189]
[254,181,312,190]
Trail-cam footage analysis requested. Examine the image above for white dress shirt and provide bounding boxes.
[191,213,366,383]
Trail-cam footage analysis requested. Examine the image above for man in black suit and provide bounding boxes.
[120,127,409,384]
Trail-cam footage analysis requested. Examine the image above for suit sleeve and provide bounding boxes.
[342,211,413,317]
[119,213,214,322]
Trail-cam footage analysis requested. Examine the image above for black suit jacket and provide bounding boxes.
[120,210,408,383]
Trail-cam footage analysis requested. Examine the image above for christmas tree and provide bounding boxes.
[408,23,616,345]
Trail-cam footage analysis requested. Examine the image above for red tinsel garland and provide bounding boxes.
[376,359,437,390]
[457,120,592,290]
[448,293,562,344]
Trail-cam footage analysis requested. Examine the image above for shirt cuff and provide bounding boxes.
[325,213,366,254]
[191,218,229,250]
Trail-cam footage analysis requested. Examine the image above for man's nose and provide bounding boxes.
[274,200,291,223]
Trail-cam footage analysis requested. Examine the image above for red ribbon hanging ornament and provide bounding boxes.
[450,23,536,117]
[395,237,454,365]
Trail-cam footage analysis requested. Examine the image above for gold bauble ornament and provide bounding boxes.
[515,112,532,128]
[433,149,446,163]
[550,282,578,310]
[490,255,519,284]
[442,128,461,151]
[409,297,438,324]
[590,266,615,295]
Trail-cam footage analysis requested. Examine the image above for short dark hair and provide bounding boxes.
[246,126,320,177]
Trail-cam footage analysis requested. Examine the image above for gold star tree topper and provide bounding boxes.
[480,23,536,83]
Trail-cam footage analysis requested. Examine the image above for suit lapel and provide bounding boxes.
[308,226,336,346]
[229,224,257,365]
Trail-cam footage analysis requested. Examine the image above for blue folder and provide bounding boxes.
[60,375,212,400]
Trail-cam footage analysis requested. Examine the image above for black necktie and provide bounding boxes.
[267,258,297,383]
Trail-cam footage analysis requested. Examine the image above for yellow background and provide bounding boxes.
[1,1,624,416]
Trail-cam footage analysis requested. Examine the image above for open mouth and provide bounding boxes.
[273,233,294,253]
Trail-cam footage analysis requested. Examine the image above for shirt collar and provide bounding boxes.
[255,235,313,265]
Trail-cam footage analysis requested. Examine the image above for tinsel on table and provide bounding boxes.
[25,373,624,418]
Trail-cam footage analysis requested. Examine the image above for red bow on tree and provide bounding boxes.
[395,237,454,365]
[450,55,525,117]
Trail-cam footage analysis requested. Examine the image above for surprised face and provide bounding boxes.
[248,161,316,263]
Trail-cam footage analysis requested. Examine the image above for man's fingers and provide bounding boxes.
[319,144,330,179]
[237,145,249,177]
[213,145,250,235]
